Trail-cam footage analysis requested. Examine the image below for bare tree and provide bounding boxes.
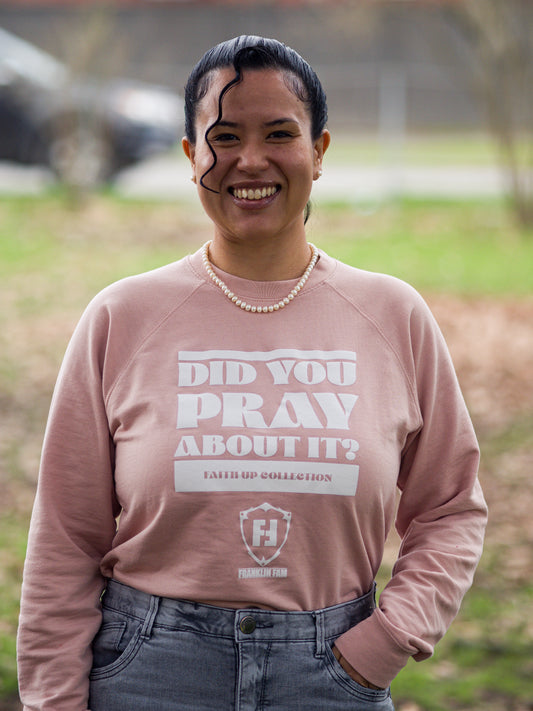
[450,0,533,228]
[44,4,128,195]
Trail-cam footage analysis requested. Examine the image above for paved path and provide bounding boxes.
[0,155,507,201]
[115,155,508,202]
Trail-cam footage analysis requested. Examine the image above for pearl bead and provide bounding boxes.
[201,241,319,314]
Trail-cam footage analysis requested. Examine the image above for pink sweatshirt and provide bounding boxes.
[17,248,487,709]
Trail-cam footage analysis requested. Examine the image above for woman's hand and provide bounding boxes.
[332,646,384,690]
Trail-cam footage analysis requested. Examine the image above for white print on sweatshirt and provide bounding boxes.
[174,350,359,495]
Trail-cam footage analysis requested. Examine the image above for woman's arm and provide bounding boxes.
[17,300,120,711]
[334,295,488,689]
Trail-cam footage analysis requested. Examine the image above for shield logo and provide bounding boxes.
[240,502,292,567]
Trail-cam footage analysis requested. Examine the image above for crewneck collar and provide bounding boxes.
[188,246,335,303]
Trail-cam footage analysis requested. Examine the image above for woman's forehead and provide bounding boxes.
[197,67,306,122]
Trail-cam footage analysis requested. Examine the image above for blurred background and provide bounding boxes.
[0,1,532,710]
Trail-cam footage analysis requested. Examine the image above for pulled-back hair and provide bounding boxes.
[184,35,328,218]
[184,35,328,145]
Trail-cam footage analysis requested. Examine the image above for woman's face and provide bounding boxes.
[183,67,329,248]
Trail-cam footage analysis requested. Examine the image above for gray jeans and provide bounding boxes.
[89,579,394,710]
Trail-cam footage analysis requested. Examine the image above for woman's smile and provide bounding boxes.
[229,183,281,208]
[230,184,280,201]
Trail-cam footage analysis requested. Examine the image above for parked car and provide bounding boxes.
[0,27,183,187]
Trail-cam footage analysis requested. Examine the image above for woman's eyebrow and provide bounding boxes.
[264,118,298,126]
[213,118,297,128]
[213,120,238,128]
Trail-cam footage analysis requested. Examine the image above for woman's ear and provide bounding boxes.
[182,137,197,184]
[313,129,331,180]
[319,129,331,157]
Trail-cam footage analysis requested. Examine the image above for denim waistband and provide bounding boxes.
[101,579,376,644]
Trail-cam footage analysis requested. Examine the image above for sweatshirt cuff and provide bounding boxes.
[333,608,415,689]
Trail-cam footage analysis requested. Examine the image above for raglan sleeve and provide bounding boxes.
[17,296,121,711]
[334,291,488,689]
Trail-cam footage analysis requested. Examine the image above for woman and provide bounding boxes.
[17,36,487,711]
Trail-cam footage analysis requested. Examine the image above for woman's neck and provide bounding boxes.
[208,234,312,282]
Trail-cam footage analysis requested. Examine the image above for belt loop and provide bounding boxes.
[313,610,326,658]
[140,594,160,640]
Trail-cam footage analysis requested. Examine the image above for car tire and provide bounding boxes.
[48,120,114,189]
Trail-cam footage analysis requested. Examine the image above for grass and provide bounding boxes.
[325,132,514,167]
[0,515,28,698]
[379,410,533,709]
[1,188,532,710]
[311,197,533,295]
[390,585,533,709]
[1,191,532,295]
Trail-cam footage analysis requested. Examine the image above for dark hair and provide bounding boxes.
[184,35,328,221]
[185,35,327,144]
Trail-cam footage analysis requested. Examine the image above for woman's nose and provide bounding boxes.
[236,139,269,173]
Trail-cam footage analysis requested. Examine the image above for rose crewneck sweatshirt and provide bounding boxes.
[17,248,487,709]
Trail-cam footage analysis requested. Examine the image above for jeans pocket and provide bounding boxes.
[90,609,144,679]
[324,642,393,706]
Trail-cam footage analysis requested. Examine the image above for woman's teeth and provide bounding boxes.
[233,186,278,200]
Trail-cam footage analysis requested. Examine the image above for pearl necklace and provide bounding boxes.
[201,241,319,313]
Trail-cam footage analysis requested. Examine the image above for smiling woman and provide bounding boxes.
[17,36,487,711]
[182,45,330,281]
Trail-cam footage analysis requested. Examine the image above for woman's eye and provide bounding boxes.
[268,130,293,139]
[212,133,238,143]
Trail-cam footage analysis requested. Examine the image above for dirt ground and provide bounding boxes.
[2,294,533,711]
[430,296,533,598]
[430,298,533,541]
[430,296,533,433]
